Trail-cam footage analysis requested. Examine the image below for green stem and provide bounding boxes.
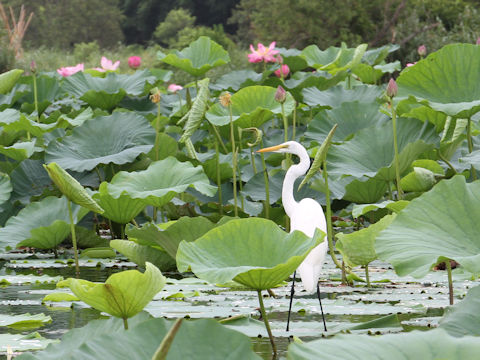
[67,200,80,278]
[257,290,277,357]
[32,74,39,122]
[347,75,351,90]
[467,118,477,180]
[123,317,129,330]
[152,319,183,360]
[292,102,297,141]
[391,101,403,200]
[210,123,228,153]
[437,149,457,174]
[324,162,341,272]
[229,105,238,217]
[237,129,244,212]
[365,265,370,288]
[154,103,161,161]
[215,139,223,215]
[446,260,454,305]
[260,141,270,219]
[177,93,183,116]
[281,102,291,167]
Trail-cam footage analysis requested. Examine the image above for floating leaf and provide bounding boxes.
[45,112,155,172]
[177,218,323,290]
[376,176,480,277]
[110,240,176,271]
[0,313,51,330]
[42,293,80,302]
[157,36,230,77]
[59,262,166,319]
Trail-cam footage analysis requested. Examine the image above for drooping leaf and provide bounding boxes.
[59,262,166,319]
[0,69,24,94]
[157,36,230,77]
[287,329,480,360]
[43,162,104,213]
[45,112,155,172]
[206,85,295,128]
[177,218,323,290]
[400,167,436,192]
[397,43,480,118]
[0,140,36,161]
[376,176,480,277]
[0,173,12,206]
[179,78,210,143]
[106,157,216,208]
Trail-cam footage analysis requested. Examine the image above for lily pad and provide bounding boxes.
[45,112,155,172]
[106,157,216,208]
[0,313,51,330]
[0,332,55,353]
[58,262,166,319]
[177,218,323,290]
[157,36,230,77]
[376,176,480,277]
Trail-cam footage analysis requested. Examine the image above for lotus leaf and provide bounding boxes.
[206,85,295,128]
[0,109,56,136]
[305,101,389,144]
[10,159,52,204]
[439,285,480,337]
[336,214,396,267]
[43,162,103,214]
[93,182,146,224]
[157,36,230,77]
[327,117,438,181]
[397,43,480,118]
[110,239,177,271]
[42,293,79,302]
[0,173,11,206]
[59,262,166,319]
[302,84,383,108]
[376,176,480,277]
[210,70,262,91]
[177,218,323,290]
[287,329,480,360]
[0,69,24,94]
[62,70,156,110]
[352,200,409,218]
[400,167,436,192]
[0,141,36,161]
[0,332,54,353]
[300,44,343,69]
[0,313,51,330]
[80,247,116,259]
[45,112,155,172]
[125,216,217,258]
[106,157,216,208]
[340,176,388,204]
[19,75,62,114]
[0,196,85,249]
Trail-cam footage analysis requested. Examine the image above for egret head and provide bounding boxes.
[257,141,304,155]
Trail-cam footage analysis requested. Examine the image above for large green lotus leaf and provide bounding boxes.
[305,101,389,144]
[0,83,29,111]
[362,44,399,65]
[19,75,63,114]
[0,140,36,161]
[107,157,216,208]
[0,69,24,94]
[0,313,51,330]
[342,176,389,204]
[439,285,480,337]
[302,84,383,108]
[210,70,262,91]
[62,70,155,110]
[336,214,396,267]
[93,182,146,224]
[110,239,177,271]
[157,36,230,77]
[287,329,480,360]
[376,176,480,277]
[0,173,12,206]
[15,313,152,360]
[327,117,438,181]
[321,43,367,75]
[45,112,155,172]
[396,97,447,132]
[43,162,104,213]
[0,196,85,249]
[126,216,216,258]
[352,200,409,218]
[0,109,56,136]
[300,44,342,69]
[459,149,480,168]
[18,317,260,360]
[283,71,347,100]
[60,262,166,319]
[205,85,295,127]
[177,218,323,290]
[10,159,52,204]
[397,43,480,118]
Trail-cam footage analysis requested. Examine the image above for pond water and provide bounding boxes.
[0,252,477,359]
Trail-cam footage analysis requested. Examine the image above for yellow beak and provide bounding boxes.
[256,144,288,153]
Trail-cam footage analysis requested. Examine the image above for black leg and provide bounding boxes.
[286,271,296,331]
[317,282,327,332]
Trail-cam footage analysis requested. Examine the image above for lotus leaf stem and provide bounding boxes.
[154,103,161,161]
[391,101,403,200]
[436,149,457,174]
[210,124,228,153]
[292,103,297,141]
[215,139,223,215]
[32,73,39,122]
[257,290,277,357]
[446,260,454,305]
[228,104,238,216]
[259,140,270,219]
[123,317,128,330]
[281,102,291,167]
[152,318,183,360]
[365,265,370,288]
[467,118,477,180]
[67,200,80,278]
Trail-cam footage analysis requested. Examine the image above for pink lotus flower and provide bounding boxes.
[57,63,84,77]
[128,56,141,69]
[94,56,120,72]
[386,78,398,98]
[274,64,290,78]
[417,45,427,57]
[167,84,183,93]
[406,62,417,67]
[248,42,279,63]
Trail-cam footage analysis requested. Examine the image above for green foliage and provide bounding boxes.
[73,41,101,62]
[153,8,196,47]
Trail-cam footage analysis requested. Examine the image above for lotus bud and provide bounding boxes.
[275,85,286,103]
[386,78,398,98]
[275,55,284,64]
[476,37,480,45]
[219,92,232,107]
[30,60,36,74]
[149,87,161,104]
[128,56,142,69]
[417,45,427,57]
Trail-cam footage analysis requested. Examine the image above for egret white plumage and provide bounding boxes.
[257,141,328,331]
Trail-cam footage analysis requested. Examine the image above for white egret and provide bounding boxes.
[257,141,328,331]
